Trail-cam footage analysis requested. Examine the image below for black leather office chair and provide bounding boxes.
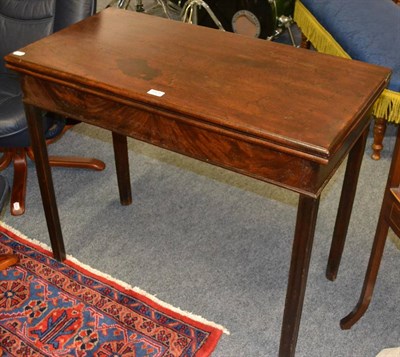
[0,0,105,217]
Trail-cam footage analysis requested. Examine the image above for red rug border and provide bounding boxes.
[0,223,224,357]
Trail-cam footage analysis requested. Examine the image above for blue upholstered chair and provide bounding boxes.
[295,0,400,160]
[0,0,105,216]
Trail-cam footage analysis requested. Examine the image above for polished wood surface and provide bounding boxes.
[6,10,389,163]
[5,8,390,356]
[341,127,400,329]
[0,254,19,270]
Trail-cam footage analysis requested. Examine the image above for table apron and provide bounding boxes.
[21,75,368,198]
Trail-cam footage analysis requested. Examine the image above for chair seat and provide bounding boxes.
[0,72,66,147]
[0,73,30,147]
[300,0,400,92]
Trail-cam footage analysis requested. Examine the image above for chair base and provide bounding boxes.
[0,147,105,216]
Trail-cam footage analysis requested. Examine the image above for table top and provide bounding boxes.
[5,8,390,163]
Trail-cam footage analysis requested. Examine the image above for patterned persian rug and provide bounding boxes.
[0,223,225,356]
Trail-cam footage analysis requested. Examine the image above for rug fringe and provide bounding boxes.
[0,221,230,335]
[0,221,53,251]
[67,254,229,335]
[133,286,230,335]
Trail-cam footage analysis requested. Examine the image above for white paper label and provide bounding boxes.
[147,89,165,97]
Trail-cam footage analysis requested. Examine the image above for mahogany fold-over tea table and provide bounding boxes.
[5,8,390,356]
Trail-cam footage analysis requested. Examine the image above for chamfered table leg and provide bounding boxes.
[25,104,65,261]
[112,132,132,205]
[279,194,320,357]
[326,127,369,281]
